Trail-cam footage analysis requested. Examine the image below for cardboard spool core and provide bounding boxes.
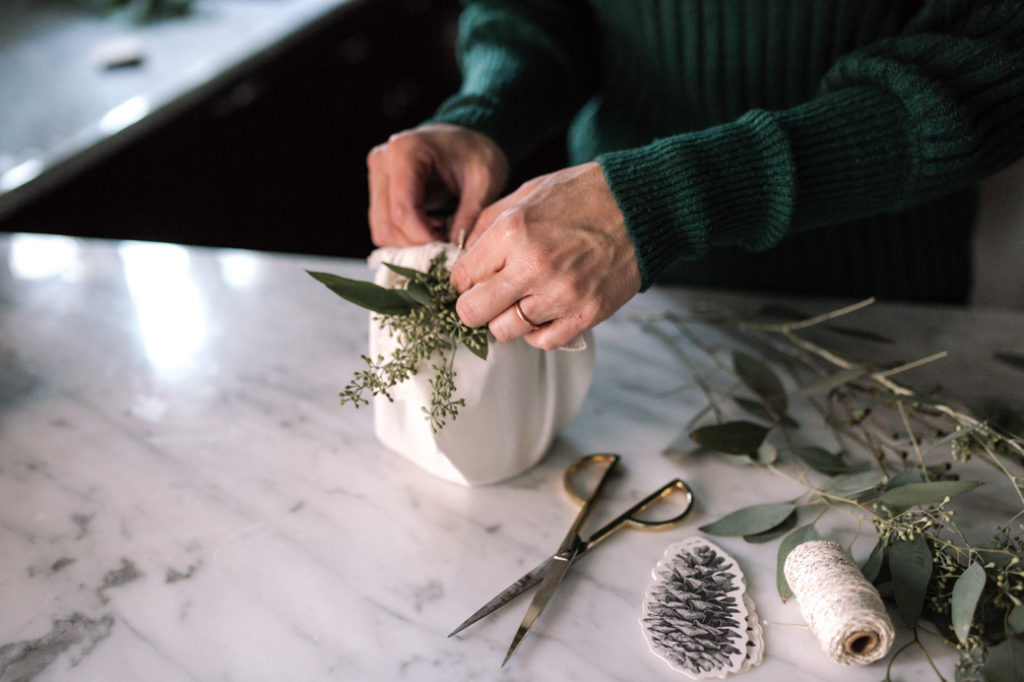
[845,631,878,655]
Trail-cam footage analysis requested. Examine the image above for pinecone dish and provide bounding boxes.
[641,537,759,679]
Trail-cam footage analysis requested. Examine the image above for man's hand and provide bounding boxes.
[366,123,509,247]
[450,161,642,349]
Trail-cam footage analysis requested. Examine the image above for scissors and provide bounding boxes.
[449,453,694,666]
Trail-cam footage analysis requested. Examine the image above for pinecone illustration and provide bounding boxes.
[643,543,748,676]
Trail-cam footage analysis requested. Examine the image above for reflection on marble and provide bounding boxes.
[7,233,81,281]
[119,241,207,375]
[1,233,1022,681]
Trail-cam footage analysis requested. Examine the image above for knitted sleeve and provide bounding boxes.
[429,0,598,166]
[597,0,1024,289]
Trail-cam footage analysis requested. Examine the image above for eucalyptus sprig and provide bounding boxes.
[637,299,1024,681]
[308,253,487,433]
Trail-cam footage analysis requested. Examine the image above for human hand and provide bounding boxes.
[450,161,642,350]
[366,123,509,247]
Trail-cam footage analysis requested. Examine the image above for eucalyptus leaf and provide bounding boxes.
[733,351,787,414]
[887,469,925,488]
[982,635,1024,682]
[861,538,885,582]
[889,533,932,626]
[307,271,416,316]
[1008,604,1024,635]
[735,397,799,428]
[718,453,758,467]
[790,446,862,475]
[404,280,434,307]
[700,501,796,536]
[382,262,425,281]
[875,480,982,508]
[461,335,488,361]
[777,524,820,600]
[819,471,884,499]
[743,509,797,543]
[380,262,435,307]
[952,562,986,645]
[792,366,870,397]
[754,442,779,465]
[690,421,770,455]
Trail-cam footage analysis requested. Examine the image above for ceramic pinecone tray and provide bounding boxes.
[641,537,764,679]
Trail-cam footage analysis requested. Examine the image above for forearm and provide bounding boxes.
[429,0,599,166]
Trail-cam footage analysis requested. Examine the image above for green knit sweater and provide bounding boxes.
[430,0,1024,303]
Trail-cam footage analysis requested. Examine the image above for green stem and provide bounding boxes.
[896,400,929,481]
[885,638,918,681]
[915,632,949,682]
[740,297,877,333]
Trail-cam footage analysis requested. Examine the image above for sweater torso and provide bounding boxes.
[572,0,922,161]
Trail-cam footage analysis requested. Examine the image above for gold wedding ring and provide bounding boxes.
[513,300,540,331]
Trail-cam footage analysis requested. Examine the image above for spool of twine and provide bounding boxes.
[784,540,894,665]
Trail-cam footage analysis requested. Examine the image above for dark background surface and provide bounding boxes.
[0,0,565,259]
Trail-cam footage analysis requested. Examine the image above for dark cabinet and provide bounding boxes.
[2,0,462,259]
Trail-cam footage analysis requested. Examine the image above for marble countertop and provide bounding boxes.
[1,232,1022,681]
[0,0,357,216]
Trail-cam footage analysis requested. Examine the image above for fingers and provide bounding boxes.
[450,161,641,350]
[452,222,581,348]
[367,144,395,245]
[486,299,588,350]
[452,265,516,328]
[450,179,539,292]
[367,140,438,247]
[454,237,605,349]
[386,137,439,242]
[491,297,543,338]
[366,124,509,249]
[449,207,509,295]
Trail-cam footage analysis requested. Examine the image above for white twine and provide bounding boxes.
[783,540,895,665]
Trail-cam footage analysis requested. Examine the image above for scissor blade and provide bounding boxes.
[447,559,552,637]
[501,545,578,666]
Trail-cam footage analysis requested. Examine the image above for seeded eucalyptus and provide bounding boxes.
[638,299,1024,680]
[308,253,487,433]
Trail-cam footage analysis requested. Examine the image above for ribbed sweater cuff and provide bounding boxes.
[598,110,795,290]
[600,87,911,290]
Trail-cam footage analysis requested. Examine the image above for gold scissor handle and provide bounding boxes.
[562,455,694,548]
[562,453,621,501]
[620,478,693,530]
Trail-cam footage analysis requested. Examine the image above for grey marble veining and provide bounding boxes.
[1,233,1022,681]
